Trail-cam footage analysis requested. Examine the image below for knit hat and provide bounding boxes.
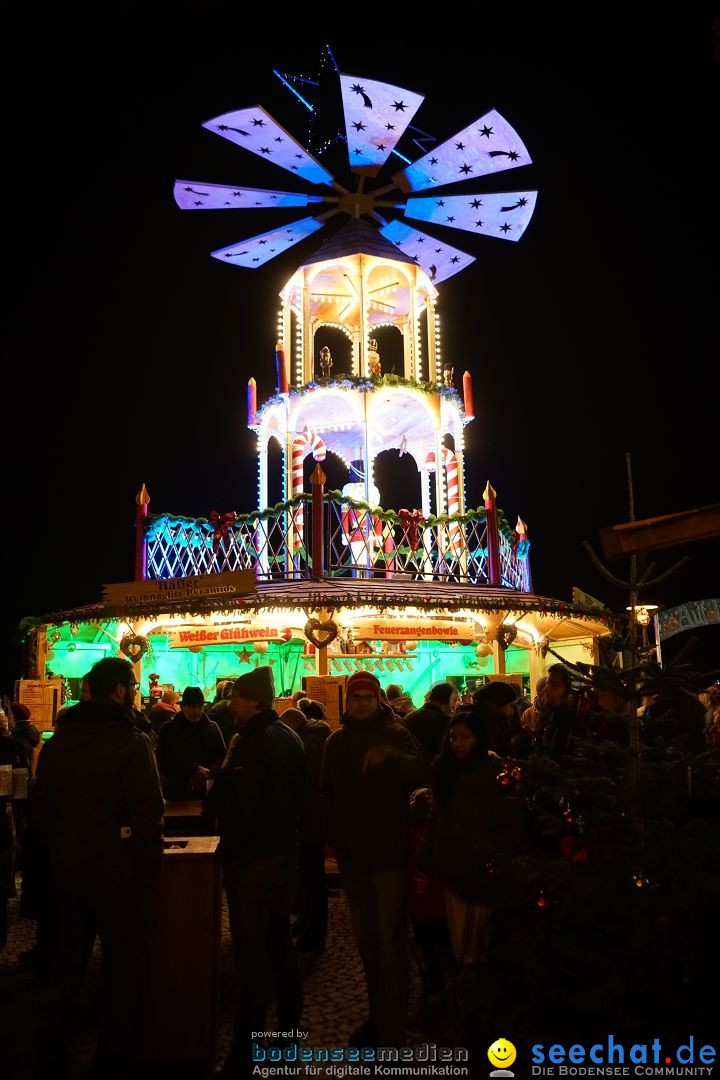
[231,665,275,709]
[473,681,519,708]
[345,670,381,701]
[279,707,306,730]
[11,702,31,723]
[181,686,205,706]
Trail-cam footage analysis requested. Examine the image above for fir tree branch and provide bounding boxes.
[644,556,690,589]
[582,541,629,590]
[637,561,657,587]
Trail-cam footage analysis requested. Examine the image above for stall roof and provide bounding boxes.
[35,578,612,639]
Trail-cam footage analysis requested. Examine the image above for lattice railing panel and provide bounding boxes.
[146,503,311,582]
[325,503,518,586]
[499,537,531,592]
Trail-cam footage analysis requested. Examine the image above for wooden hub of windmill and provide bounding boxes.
[337,190,376,216]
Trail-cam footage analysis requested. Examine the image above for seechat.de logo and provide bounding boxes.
[488,1038,517,1077]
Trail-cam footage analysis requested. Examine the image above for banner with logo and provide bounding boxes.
[658,598,719,641]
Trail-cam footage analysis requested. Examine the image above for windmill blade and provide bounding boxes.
[340,74,424,176]
[202,106,334,185]
[379,221,474,282]
[211,217,324,268]
[405,190,538,242]
[174,180,325,211]
[393,109,531,193]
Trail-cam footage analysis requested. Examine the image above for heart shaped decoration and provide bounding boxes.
[119,634,150,663]
[304,618,338,650]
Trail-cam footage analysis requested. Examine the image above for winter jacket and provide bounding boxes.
[203,708,305,866]
[322,706,426,872]
[388,694,415,720]
[434,755,523,903]
[294,716,332,843]
[12,718,40,755]
[406,702,451,766]
[150,701,178,733]
[207,698,236,747]
[33,700,164,886]
[156,712,226,800]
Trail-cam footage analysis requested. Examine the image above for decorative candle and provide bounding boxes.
[276,340,289,394]
[463,370,474,418]
[247,377,257,424]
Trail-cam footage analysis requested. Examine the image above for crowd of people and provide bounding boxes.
[1,658,718,1078]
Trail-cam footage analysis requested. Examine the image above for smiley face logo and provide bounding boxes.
[488,1038,517,1072]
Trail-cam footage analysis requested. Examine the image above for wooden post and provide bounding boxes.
[311,463,326,580]
[484,481,501,586]
[529,641,542,697]
[316,608,330,676]
[135,484,150,581]
[491,640,507,676]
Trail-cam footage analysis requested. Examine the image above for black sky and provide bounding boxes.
[6,18,719,690]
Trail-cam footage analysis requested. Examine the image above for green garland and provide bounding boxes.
[252,372,466,424]
[146,494,309,539]
[147,493,520,544]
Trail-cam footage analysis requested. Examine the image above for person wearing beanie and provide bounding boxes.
[431,703,523,967]
[204,666,305,1077]
[280,703,332,952]
[472,680,525,756]
[405,681,460,767]
[32,656,164,1072]
[156,686,226,800]
[322,668,425,1048]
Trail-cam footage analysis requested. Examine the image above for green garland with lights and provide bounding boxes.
[252,372,466,425]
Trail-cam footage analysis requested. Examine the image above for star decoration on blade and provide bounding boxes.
[175,66,537,279]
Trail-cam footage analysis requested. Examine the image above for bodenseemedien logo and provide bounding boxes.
[488,1038,517,1077]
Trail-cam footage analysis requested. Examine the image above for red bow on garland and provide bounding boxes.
[210,510,237,554]
[398,508,425,553]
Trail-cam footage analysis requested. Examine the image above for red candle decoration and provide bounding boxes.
[275,340,289,394]
[247,377,257,424]
[463,370,474,418]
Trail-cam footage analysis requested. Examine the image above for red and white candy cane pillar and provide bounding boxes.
[425,448,461,553]
[292,431,326,550]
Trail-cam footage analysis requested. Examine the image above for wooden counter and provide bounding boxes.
[139,836,222,1061]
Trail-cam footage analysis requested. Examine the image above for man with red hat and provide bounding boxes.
[322,670,424,1049]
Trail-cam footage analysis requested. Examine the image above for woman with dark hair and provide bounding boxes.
[432,704,522,967]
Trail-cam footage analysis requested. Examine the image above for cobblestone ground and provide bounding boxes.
[1,877,450,1079]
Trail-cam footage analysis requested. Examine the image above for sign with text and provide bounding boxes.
[351,617,477,642]
[658,598,719,641]
[168,623,293,648]
[302,675,346,727]
[17,678,64,732]
[102,570,257,609]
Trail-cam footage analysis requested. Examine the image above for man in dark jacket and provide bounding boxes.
[33,656,164,1075]
[405,681,459,767]
[204,666,305,1079]
[156,686,226,799]
[322,670,425,1048]
[10,702,40,773]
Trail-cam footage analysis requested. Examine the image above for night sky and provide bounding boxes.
[6,19,719,691]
